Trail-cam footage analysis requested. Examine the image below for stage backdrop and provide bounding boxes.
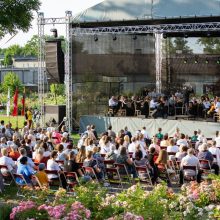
[80,115,220,138]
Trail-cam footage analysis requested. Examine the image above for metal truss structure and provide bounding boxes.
[38,13,220,129]
[73,22,220,35]
[37,12,73,132]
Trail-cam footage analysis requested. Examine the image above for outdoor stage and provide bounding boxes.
[79,115,220,138]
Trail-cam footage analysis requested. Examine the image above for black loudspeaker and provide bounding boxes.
[45,39,65,83]
[45,105,66,125]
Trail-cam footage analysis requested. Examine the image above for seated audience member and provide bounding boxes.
[83,151,103,180]
[173,127,181,141]
[75,145,86,163]
[47,151,67,189]
[123,135,130,148]
[64,151,84,177]
[191,130,198,142]
[34,149,44,164]
[155,150,172,186]
[116,146,137,178]
[208,141,220,167]
[160,133,169,147]
[175,145,188,161]
[156,128,163,141]
[167,138,179,154]
[128,137,137,153]
[35,163,49,187]
[180,148,202,185]
[148,147,159,184]
[41,142,51,158]
[17,148,36,172]
[198,143,219,175]
[0,148,16,173]
[100,136,110,154]
[17,156,35,185]
[105,144,117,161]
[134,150,149,167]
[8,144,20,160]
[149,137,160,154]
[56,144,67,162]
[177,133,189,147]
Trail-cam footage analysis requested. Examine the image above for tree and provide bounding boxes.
[22,35,39,56]
[197,37,220,54]
[0,0,41,38]
[3,44,23,66]
[50,84,65,105]
[2,72,23,94]
[169,38,193,54]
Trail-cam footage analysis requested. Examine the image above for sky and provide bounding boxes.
[0,0,202,52]
[0,0,103,48]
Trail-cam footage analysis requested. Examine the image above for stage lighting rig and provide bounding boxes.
[132,35,137,40]
[94,35,98,42]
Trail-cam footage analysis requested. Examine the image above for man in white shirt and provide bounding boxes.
[0,148,16,172]
[180,148,201,185]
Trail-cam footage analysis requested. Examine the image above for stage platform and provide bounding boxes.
[79,115,220,138]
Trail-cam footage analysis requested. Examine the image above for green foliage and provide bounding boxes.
[22,35,39,56]
[15,208,49,220]
[197,37,220,54]
[167,38,193,54]
[49,84,65,105]
[0,0,41,38]
[0,204,12,220]
[2,71,23,94]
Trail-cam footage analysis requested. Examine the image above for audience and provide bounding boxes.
[0,119,220,191]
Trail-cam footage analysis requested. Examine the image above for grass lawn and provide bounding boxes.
[0,115,25,129]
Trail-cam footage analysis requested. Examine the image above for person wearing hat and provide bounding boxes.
[35,163,48,187]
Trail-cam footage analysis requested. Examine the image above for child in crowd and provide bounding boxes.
[36,163,49,187]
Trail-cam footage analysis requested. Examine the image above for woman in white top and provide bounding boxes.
[0,148,16,172]
[167,138,179,153]
[208,141,220,167]
[47,150,67,189]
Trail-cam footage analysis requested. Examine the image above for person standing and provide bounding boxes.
[26,107,33,129]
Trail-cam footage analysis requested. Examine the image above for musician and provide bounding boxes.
[108,96,118,114]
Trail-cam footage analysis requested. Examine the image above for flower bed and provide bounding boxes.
[7,175,220,220]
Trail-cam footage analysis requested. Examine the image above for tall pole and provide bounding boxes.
[155,32,162,93]
[37,12,46,127]
[65,11,73,133]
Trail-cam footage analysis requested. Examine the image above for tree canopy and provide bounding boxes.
[168,38,193,54]
[2,71,23,94]
[197,37,220,54]
[0,0,41,38]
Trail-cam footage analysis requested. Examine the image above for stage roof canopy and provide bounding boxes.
[74,0,220,23]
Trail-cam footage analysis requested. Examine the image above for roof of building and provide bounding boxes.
[13,56,37,61]
[74,0,220,23]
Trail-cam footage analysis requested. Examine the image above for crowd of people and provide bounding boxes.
[0,119,220,192]
[108,87,220,120]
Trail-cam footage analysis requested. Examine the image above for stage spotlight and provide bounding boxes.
[50,28,58,38]
[207,32,211,37]
[194,59,198,64]
[163,33,167,39]
[205,59,209,64]
[217,59,220,64]
[132,35,137,40]
[112,34,117,41]
[183,59,187,64]
[94,34,98,42]
[184,33,188,38]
